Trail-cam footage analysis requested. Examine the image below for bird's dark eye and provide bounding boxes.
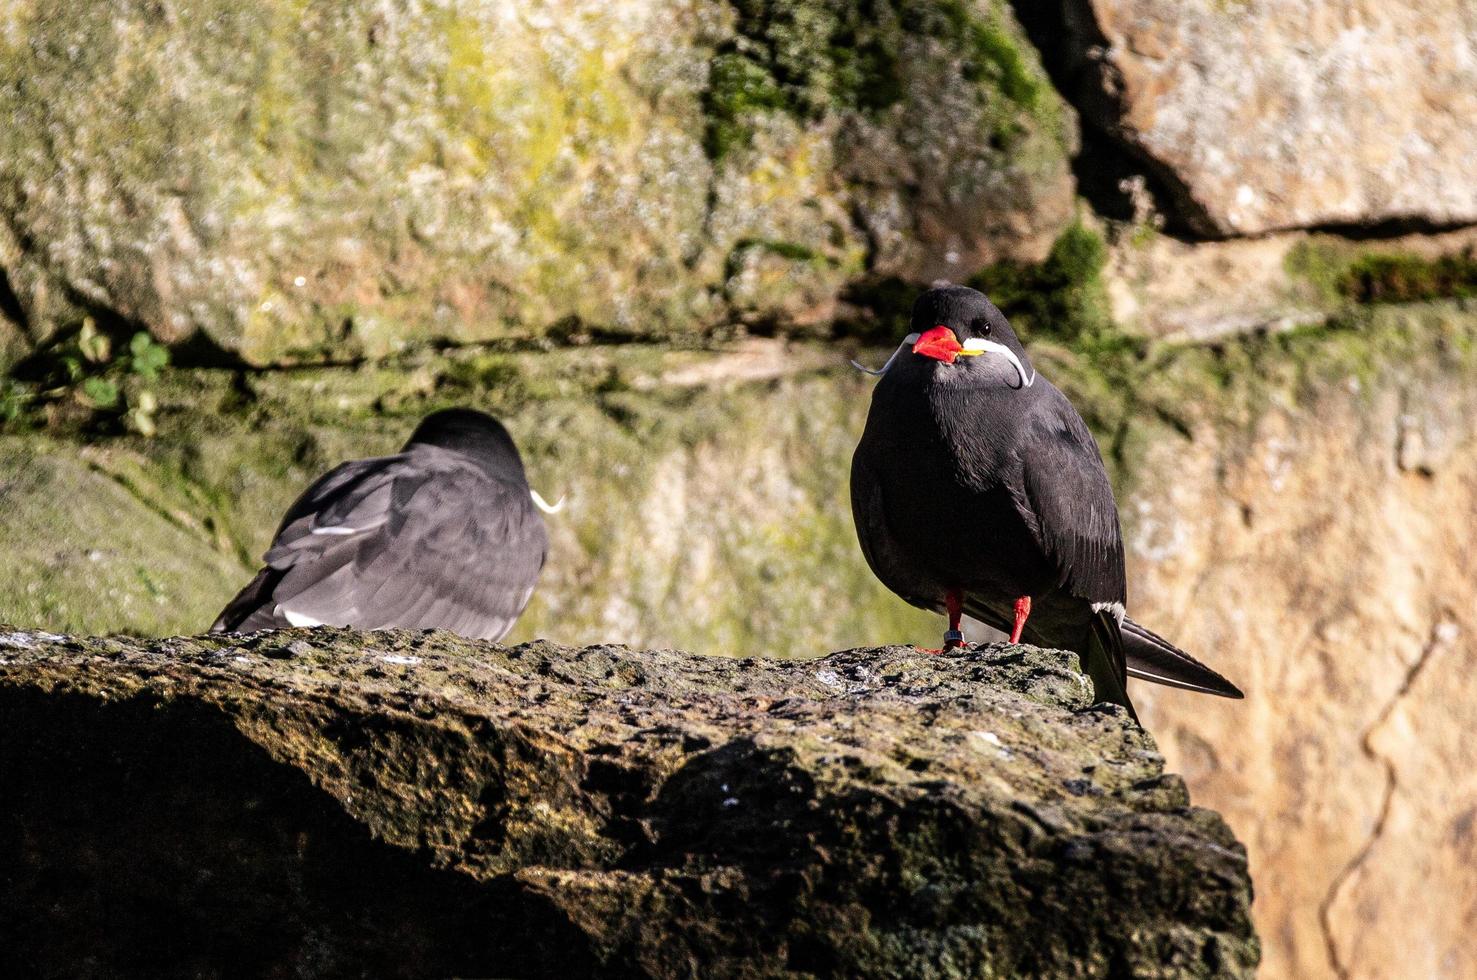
[972,317,991,335]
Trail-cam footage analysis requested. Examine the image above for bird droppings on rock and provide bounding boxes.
[0,626,1257,978]
[0,630,66,649]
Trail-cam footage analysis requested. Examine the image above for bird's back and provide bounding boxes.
[212,443,546,640]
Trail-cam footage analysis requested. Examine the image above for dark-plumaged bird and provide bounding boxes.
[850,285,1242,718]
[212,408,556,640]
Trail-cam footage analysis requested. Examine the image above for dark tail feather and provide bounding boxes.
[1087,612,1138,722]
[210,567,281,633]
[1121,617,1244,699]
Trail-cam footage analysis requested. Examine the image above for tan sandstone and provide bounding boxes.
[1066,0,1477,235]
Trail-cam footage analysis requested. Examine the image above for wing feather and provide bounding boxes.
[1122,616,1244,698]
[213,445,546,640]
[1018,396,1126,606]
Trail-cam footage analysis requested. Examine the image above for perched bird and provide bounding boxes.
[850,285,1242,717]
[212,408,558,640]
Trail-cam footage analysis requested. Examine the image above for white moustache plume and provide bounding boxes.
[961,338,1036,388]
[529,489,565,515]
[850,333,921,376]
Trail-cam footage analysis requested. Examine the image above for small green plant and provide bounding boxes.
[0,376,34,425]
[128,329,170,378]
[13,317,172,434]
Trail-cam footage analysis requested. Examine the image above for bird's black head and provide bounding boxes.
[404,408,527,482]
[897,285,1034,389]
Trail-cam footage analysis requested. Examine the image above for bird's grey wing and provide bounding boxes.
[265,455,408,556]
[268,451,547,640]
[211,456,401,632]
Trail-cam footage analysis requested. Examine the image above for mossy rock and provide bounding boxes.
[0,0,1073,368]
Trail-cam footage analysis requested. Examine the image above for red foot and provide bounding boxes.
[1009,595,1032,644]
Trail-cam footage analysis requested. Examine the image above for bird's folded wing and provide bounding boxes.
[849,452,933,611]
[1015,403,1129,696]
[849,454,900,597]
[211,456,399,632]
[1016,407,1127,611]
[242,449,546,639]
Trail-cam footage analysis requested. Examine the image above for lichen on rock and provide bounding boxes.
[0,0,1074,367]
[0,628,1259,977]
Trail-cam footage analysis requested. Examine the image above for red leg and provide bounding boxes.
[1009,595,1032,644]
[943,589,965,650]
[917,589,966,654]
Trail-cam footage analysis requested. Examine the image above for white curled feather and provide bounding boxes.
[529,489,565,515]
[850,333,921,376]
[961,338,1036,388]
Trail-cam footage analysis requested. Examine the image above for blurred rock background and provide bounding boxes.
[1,1,1474,976]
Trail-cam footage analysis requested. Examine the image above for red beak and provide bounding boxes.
[912,326,963,364]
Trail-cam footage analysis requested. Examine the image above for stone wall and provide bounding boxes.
[1032,0,1477,236]
[0,0,1071,365]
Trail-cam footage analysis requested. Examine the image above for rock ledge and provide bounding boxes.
[0,628,1257,978]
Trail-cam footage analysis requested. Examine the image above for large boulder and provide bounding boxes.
[0,0,1073,365]
[1044,0,1477,236]
[0,628,1258,978]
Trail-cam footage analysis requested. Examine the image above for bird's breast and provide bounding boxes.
[857,412,1046,599]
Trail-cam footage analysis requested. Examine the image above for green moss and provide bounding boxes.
[1286,239,1477,306]
[1284,238,1362,304]
[702,0,1059,160]
[701,0,898,158]
[933,0,1047,113]
[969,221,1110,342]
[837,223,1111,348]
[721,238,830,288]
[1339,251,1477,304]
[703,53,790,158]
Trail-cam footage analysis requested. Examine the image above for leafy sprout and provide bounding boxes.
[2,318,172,436]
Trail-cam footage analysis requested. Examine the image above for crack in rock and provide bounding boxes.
[1319,614,1458,978]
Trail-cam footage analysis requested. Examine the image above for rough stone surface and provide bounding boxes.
[1051,0,1477,236]
[0,630,1257,978]
[1103,225,1477,341]
[0,0,1072,365]
[1123,302,1477,979]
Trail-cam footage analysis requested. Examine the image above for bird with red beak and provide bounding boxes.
[850,285,1242,718]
